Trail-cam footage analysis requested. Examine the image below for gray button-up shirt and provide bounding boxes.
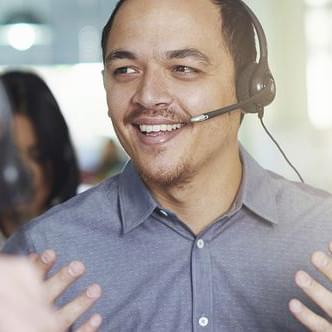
[3,147,332,331]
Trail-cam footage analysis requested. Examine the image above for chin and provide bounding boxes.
[134,158,197,188]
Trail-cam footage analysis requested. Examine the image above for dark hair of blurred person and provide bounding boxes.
[0,70,79,238]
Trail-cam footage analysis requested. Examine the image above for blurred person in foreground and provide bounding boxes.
[0,77,102,331]
[0,71,80,243]
[0,255,103,332]
[3,0,332,331]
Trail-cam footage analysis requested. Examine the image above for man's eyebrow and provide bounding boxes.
[105,49,137,64]
[165,48,211,65]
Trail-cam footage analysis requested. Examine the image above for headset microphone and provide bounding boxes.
[190,89,271,123]
[190,0,304,183]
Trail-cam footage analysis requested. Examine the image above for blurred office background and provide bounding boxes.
[0,0,331,191]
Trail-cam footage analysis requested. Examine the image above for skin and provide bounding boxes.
[289,243,332,331]
[29,250,103,332]
[0,256,59,332]
[0,254,102,332]
[103,0,242,234]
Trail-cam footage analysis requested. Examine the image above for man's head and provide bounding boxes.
[101,0,257,188]
[102,0,257,83]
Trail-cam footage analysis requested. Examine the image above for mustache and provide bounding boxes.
[125,105,190,123]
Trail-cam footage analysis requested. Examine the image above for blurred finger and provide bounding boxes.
[289,299,332,331]
[45,261,85,303]
[295,270,332,317]
[74,314,103,332]
[31,249,57,280]
[57,284,102,330]
[312,251,332,283]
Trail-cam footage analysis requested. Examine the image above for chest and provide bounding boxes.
[56,229,310,332]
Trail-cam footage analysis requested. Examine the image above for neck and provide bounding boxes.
[147,143,242,235]
[0,216,18,238]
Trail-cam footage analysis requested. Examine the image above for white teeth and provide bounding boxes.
[139,123,183,133]
[152,125,160,132]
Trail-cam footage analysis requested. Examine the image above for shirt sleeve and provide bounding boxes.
[1,228,35,255]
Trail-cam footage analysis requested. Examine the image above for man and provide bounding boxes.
[3,0,332,331]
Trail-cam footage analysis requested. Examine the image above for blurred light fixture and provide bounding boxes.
[0,11,52,51]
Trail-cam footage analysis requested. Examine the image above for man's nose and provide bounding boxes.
[131,70,172,109]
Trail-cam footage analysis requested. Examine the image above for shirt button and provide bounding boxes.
[199,316,209,327]
[197,239,205,249]
[159,209,168,217]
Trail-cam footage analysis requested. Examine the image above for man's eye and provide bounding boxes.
[173,65,198,74]
[113,67,137,76]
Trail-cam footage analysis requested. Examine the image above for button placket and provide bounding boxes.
[192,238,213,331]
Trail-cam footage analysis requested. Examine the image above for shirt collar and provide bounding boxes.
[118,161,158,234]
[118,145,279,234]
[240,146,279,225]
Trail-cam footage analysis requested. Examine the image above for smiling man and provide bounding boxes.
[3,0,332,331]
[102,0,242,235]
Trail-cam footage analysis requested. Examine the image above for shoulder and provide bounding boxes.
[2,175,122,254]
[267,170,332,223]
[38,175,120,225]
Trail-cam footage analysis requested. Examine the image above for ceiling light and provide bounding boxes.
[0,11,51,51]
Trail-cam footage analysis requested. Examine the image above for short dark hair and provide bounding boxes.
[1,71,80,208]
[101,0,257,78]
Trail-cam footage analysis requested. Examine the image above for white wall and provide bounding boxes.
[240,0,332,191]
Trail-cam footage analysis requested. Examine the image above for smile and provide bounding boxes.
[139,123,185,134]
[133,121,187,145]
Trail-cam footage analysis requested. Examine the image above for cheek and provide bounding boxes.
[175,80,234,116]
[106,86,131,125]
[106,81,134,109]
[29,162,47,193]
[21,161,50,215]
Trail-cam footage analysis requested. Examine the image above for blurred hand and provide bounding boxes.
[0,255,59,332]
[30,250,102,332]
[289,242,332,331]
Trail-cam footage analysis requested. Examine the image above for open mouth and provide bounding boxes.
[135,123,186,136]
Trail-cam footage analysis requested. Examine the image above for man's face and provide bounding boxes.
[103,0,240,187]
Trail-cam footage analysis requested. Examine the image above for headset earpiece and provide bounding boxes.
[251,62,276,105]
[237,61,276,114]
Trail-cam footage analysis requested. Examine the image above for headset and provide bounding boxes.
[190,0,304,183]
[191,0,276,123]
